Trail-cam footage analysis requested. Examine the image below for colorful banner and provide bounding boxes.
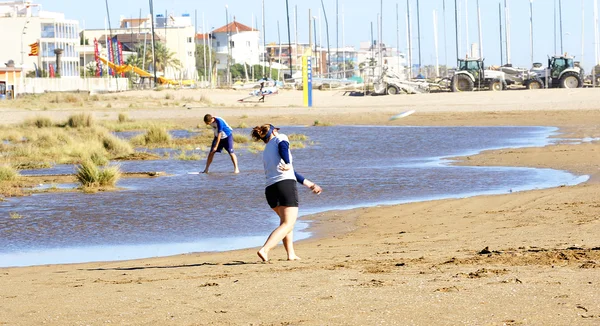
[107,38,114,76]
[302,55,313,107]
[94,38,101,77]
[28,41,39,56]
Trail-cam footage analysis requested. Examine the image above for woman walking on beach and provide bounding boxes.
[251,124,322,262]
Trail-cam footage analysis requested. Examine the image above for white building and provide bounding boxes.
[0,0,80,77]
[211,20,260,70]
[358,41,406,78]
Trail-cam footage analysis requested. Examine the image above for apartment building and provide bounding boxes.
[0,0,80,77]
[210,20,260,70]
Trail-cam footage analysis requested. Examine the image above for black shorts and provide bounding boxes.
[265,179,299,209]
[211,136,234,153]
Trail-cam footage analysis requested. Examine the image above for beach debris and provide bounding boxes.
[434,286,459,293]
[478,247,492,255]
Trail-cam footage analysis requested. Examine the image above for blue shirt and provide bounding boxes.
[211,117,233,139]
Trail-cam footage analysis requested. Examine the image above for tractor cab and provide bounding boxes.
[457,58,483,81]
[549,56,574,79]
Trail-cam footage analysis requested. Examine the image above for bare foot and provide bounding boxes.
[287,255,301,261]
[257,249,268,262]
[234,169,240,174]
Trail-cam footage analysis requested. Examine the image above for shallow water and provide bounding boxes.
[0,126,587,267]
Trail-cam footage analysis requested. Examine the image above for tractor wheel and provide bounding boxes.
[488,79,503,91]
[559,71,583,88]
[387,85,399,95]
[451,74,474,92]
[525,78,543,90]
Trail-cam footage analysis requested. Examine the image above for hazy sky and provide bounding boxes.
[36,0,600,70]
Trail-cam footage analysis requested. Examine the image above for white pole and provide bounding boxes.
[465,0,469,56]
[262,0,265,76]
[594,0,600,65]
[208,21,213,87]
[457,0,462,57]
[433,10,439,77]
[83,19,86,79]
[203,12,207,83]
[505,0,511,64]
[405,6,410,78]
[530,0,534,67]
[407,0,413,78]
[581,0,584,67]
[477,0,483,59]
[342,3,345,78]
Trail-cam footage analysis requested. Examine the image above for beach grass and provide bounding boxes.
[67,113,94,128]
[118,112,129,123]
[0,165,19,181]
[233,134,249,144]
[313,120,333,127]
[75,160,121,188]
[288,133,308,141]
[22,116,54,128]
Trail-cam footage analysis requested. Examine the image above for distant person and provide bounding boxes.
[258,82,265,102]
[251,124,322,262]
[203,114,240,174]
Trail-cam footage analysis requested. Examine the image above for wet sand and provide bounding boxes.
[1,88,600,325]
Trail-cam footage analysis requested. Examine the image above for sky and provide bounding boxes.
[36,0,600,70]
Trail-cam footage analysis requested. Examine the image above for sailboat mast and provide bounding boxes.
[530,0,534,67]
[499,2,503,66]
[477,0,482,59]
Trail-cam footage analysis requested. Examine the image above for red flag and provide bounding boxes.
[49,64,55,78]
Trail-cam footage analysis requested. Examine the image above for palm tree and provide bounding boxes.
[147,42,181,72]
[129,42,181,73]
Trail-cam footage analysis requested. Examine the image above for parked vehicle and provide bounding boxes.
[451,58,508,92]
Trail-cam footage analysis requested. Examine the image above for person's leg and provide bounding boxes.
[257,206,299,262]
[224,137,240,173]
[202,151,215,173]
[229,153,240,173]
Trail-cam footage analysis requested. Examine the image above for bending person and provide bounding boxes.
[203,114,240,174]
[251,124,322,262]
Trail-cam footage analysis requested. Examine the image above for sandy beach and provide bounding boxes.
[1,88,600,325]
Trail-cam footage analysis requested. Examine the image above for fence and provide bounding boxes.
[17,77,129,95]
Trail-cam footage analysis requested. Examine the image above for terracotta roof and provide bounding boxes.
[212,21,255,34]
[195,33,213,40]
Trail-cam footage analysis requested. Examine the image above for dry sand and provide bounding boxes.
[1,88,600,325]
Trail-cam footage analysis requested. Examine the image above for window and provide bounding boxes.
[246,41,250,47]
[188,51,193,56]
[217,41,220,47]
[41,23,55,38]
[187,37,192,43]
